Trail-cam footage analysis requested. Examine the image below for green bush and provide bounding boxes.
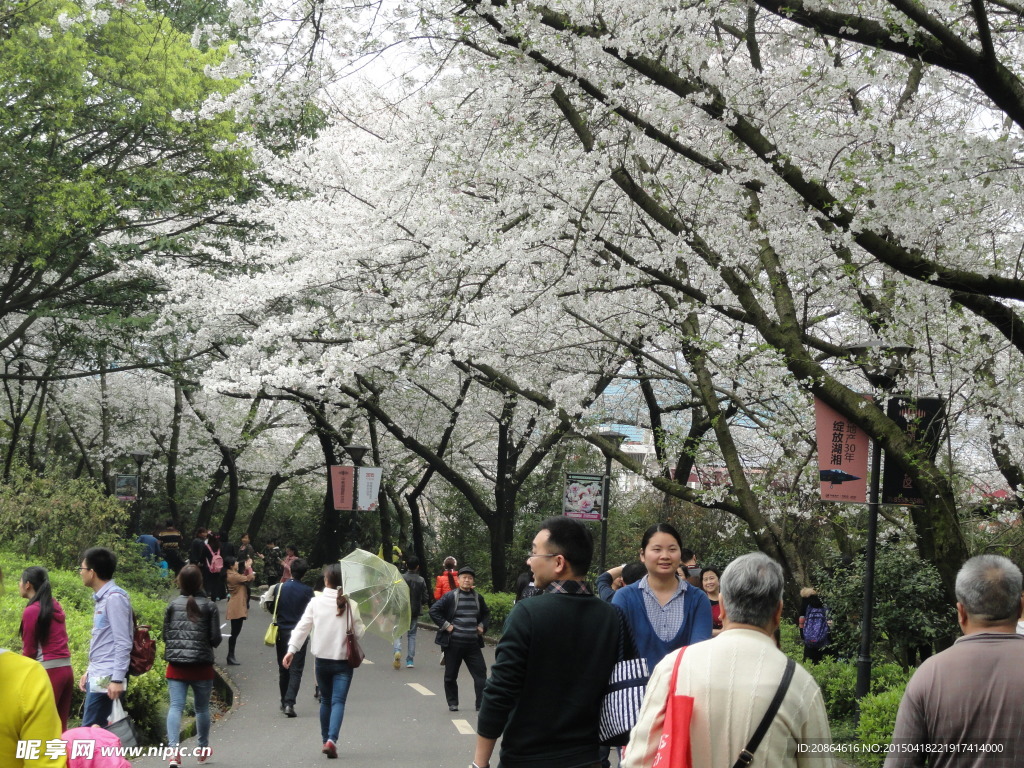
[0,466,131,569]
[870,663,911,695]
[855,686,906,768]
[779,620,802,659]
[805,657,910,726]
[0,546,168,741]
[479,590,516,635]
[806,659,859,721]
[814,547,956,668]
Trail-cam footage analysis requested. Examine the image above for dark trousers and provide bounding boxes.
[228,617,244,656]
[443,640,486,709]
[276,627,308,706]
[82,689,124,727]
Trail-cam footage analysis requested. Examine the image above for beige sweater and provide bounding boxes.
[623,628,833,768]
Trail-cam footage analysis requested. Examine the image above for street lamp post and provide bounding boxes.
[597,431,627,573]
[855,438,882,702]
[129,450,149,536]
[847,344,909,705]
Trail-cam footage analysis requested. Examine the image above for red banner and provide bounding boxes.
[815,397,871,504]
[331,465,355,510]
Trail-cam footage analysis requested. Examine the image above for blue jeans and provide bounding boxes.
[392,622,418,663]
[82,691,121,727]
[166,678,213,748]
[314,658,353,744]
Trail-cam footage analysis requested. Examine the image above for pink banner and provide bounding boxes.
[331,465,354,510]
[815,397,870,503]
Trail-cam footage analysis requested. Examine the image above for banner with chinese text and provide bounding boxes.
[814,397,870,503]
[882,397,946,506]
[355,467,382,511]
[331,466,355,510]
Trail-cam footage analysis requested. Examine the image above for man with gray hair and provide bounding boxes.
[886,554,1024,767]
[624,552,832,768]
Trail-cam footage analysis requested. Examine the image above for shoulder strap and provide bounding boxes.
[271,583,282,622]
[732,658,796,768]
[670,644,687,681]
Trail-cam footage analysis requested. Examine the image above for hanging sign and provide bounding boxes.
[882,397,946,506]
[563,473,605,520]
[356,467,382,511]
[814,397,871,503]
[115,474,139,503]
[331,466,383,511]
[331,465,355,510]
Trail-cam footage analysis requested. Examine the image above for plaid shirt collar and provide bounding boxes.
[543,579,593,595]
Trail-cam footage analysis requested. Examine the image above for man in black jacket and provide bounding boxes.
[263,558,313,717]
[472,517,621,768]
[429,566,490,712]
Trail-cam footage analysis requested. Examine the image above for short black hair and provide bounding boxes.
[406,555,420,571]
[538,516,593,576]
[622,561,647,585]
[83,547,117,581]
[680,548,696,562]
[290,558,309,581]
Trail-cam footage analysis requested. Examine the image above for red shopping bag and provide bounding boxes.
[651,647,694,768]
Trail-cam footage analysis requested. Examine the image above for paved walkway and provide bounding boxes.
[132,599,495,767]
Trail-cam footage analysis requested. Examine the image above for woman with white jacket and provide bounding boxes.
[283,563,365,759]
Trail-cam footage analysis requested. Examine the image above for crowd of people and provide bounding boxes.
[5,527,281,768]
[8,522,1024,768]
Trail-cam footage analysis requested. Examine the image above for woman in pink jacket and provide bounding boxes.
[20,566,74,730]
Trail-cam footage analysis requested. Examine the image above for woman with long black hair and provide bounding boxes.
[19,566,73,730]
[164,564,221,766]
[283,563,365,759]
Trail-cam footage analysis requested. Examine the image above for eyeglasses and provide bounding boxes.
[527,553,559,560]
[78,567,92,572]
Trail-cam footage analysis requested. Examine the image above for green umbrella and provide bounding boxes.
[339,549,411,642]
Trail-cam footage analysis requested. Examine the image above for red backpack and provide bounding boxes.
[129,611,156,676]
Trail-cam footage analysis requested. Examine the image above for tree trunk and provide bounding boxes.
[217,448,240,536]
[245,472,288,540]
[307,406,341,568]
[165,380,183,525]
[196,465,227,531]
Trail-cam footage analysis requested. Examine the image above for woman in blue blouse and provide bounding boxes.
[611,523,712,670]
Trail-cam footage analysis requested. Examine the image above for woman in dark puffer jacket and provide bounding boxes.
[164,564,221,766]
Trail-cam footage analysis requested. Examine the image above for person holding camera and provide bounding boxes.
[263,540,283,584]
